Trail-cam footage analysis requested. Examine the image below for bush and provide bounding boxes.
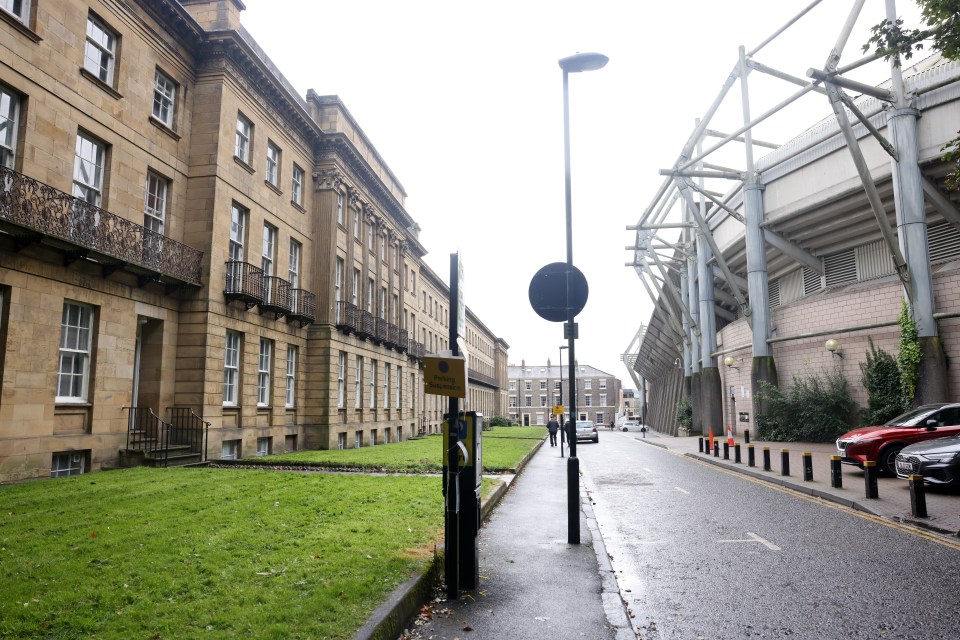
[859,338,904,426]
[756,370,856,442]
[898,301,921,406]
[488,415,513,427]
[675,395,693,430]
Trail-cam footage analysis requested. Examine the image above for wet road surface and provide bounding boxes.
[577,431,960,639]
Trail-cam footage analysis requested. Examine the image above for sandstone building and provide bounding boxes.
[0,0,507,481]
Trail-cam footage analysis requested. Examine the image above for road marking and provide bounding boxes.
[675,486,689,494]
[717,532,780,551]
[747,531,782,550]
[678,451,960,552]
[642,468,653,473]
[649,487,688,494]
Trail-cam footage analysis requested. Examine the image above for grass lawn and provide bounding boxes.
[258,427,544,473]
[0,468,443,640]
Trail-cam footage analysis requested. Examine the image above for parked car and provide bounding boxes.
[895,435,960,488]
[836,403,960,475]
[621,421,645,432]
[575,420,599,443]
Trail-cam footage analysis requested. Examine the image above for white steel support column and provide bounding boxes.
[890,108,936,336]
[744,182,771,356]
[886,0,948,403]
[686,228,703,434]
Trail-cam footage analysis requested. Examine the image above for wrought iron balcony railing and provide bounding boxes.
[288,289,316,327]
[336,301,361,334]
[468,368,498,387]
[261,275,291,318]
[224,261,264,308]
[374,317,389,345]
[407,339,425,361]
[360,310,375,339]
[0,166,202,286]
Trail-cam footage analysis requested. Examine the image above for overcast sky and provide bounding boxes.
[242,0,923,387]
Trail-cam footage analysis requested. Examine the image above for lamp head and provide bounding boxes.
[559,52,609,73]
[825,339,844,359]
[723,355,740,371]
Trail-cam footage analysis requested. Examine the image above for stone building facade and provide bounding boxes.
[0,0,507,481]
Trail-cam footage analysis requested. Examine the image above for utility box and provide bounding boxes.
[443,411,483,589]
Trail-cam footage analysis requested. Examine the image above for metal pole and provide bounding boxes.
[559,346,565,458]
[562,67,580,545]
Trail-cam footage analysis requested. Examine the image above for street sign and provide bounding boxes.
[528,262,589,322]
[553,405,564,415]
[424,355,466,397]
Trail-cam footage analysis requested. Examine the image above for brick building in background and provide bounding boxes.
[507,362,623,428]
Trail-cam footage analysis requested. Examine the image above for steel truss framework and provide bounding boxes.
[628,0,960,431]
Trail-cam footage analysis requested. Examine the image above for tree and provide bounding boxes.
[863,0,960,188]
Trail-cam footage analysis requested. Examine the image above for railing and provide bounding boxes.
[360,310,375,339]
[289,289,316,326]
[468,368,498,387]
[169,407,210,463]
[395,327,409,352]
[0,166,202,285]
[407,339,425,360]
[127,407,173,467]
[224,261,264,308]
[336,301,361,333]
[261,275,292,318]
[374,317,389,344]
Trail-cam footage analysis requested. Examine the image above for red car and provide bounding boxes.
[836,403,960,475]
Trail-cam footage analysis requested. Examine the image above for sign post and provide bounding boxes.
[434,252,481,598]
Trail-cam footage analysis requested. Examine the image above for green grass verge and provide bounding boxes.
[0,468,443,640]
[484,426,546,439]
[259,428,543,473]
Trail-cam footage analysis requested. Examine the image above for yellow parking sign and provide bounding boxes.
[423,356,466,398]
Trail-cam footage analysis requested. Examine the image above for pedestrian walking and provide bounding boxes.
[546,417,559,447]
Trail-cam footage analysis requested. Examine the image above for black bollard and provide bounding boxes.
[747,444,755,467]
[781,449,790,477]
[714,441,720,457]
[864,461,879,499]
[723,441,730,460]
[762,446,771,471]
[908,475,928,517]
[830,455,843,488]
[802,452,813,482]
[698,436,704,453]
[734,443,741,464]
[744,429,750,444]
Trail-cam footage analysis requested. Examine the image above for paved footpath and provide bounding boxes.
[401,441,634,640]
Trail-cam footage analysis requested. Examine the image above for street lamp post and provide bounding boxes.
[559,51,607,545]
[559,345,568,458]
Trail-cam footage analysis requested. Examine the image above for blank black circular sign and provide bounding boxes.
[528,262,589,322]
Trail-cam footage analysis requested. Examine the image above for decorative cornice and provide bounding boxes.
[135,0,206,51]
[199,35,319,150]
[347,186,364,210]
[313,168,344,191]
[319,134,416,230]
